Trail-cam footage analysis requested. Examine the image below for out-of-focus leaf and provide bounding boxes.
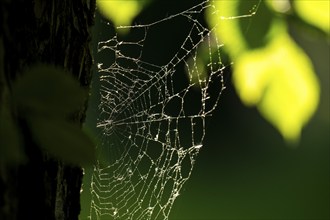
[206,0,321,143]
[206,0,262,57]
[237,0,275,49]
[266,0,291,13]
[13,64,86,117]
[0,109,25,165]
[97,0,150,29]
[234,33,320,142]
[294,0,330,34]
[28,116,96,165]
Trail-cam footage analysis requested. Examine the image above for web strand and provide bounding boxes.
[88,1,258,219]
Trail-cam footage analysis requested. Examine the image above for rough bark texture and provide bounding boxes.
[0,0,95,219]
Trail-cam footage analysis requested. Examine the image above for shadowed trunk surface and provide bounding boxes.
[0,0,95,219]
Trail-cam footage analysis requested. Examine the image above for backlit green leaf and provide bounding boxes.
[206,0,262,58]
[234,33,320,143]
[97,0,150,32]
[294,0,329,34]
[206,0,321,143]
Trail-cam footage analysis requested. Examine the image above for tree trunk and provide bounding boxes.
[0,0,95,219]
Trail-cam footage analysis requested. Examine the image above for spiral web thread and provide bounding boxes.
[89,1,258,219]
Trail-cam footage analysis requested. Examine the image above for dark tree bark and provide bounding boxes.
[0,0,95,219]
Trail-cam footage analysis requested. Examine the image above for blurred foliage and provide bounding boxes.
[293,0,329,34]
[28,117,95,165]
[0,64,95,166]
[96,0,150,33]
[94,0,327,143]
[206,0,325,143]
[233,31,319,143]
[13,65,87,117]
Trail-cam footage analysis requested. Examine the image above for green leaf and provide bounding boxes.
[237,0,275,49]
[206,0,263,58]
[0,109,25,165]
[294,0,329,34]
[206,0,321,143]
[13,64,86,117]
[233,33,320,143]
[28,116,96,165]
[97,0,150,32]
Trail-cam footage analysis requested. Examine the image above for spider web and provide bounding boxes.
[88,1,257,219]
